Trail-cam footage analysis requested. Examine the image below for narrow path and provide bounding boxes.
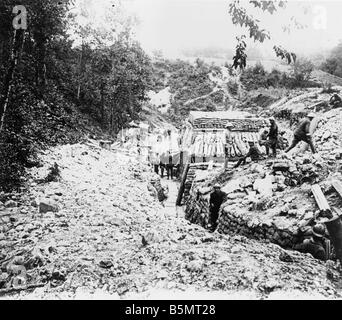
[160,178,183,218]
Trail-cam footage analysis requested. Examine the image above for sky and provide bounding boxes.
[73,0,342,59]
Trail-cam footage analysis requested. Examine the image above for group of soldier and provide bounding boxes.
[225,112,317,170]
[150,151,179,180]
[149,130,181,180]
[209,111,329,260]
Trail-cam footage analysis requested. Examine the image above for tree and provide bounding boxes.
[292,57,314,85]
[320,42,342,78]
[106,40,152,133]
[228,0,298,69]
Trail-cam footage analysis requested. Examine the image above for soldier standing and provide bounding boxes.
[285,113,316,154]
[209,184,227,232]
[224,123,234,169]
[268,117,279,157]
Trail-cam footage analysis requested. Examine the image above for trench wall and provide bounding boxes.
[185,189,299,248]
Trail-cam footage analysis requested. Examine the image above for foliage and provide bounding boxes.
[0,0,153,192]
[227,79,239,96]
[291,57,314,86]
[240,61,316,91]
[320,42,342,78]
[320,82,338,94]
[274,45,296,64]
[233,36,247,70]
[228,0,297,69]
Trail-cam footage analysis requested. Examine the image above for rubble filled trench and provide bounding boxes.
[184,107,342,295]
[186,108,342,252]
[0,140,341,299]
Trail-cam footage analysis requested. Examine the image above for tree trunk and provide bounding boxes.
[0,29,25,133]
[109,105,114,135]
[35,41,46,97]
[100,85,105,124]
[39,43,47,95]
[77,42,85,101]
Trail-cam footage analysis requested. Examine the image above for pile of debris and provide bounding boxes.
[1,139,341,299]
[185,149,341,250]
[314,108,342,161]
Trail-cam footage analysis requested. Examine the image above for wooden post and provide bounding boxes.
[332,180,342,199]
[311,184,332,217]
[180,151,184,173]
[176,163,190,206]
[325,216,342,264]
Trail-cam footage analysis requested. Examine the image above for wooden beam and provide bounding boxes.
[176,163,190,206]
[311,184,331,214]
[332,180,342,199]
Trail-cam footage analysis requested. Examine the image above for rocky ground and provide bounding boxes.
[0,140,341,299]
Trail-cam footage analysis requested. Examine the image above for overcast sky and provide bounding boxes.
[74,0,342,59]
[121,0,342,58]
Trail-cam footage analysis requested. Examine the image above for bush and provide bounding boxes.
[320,42,342,78]
[240,63,268,90]
[240,60,317,90]
[291,58,314,87]
[227,79,239,95]
[266,68,282,87]
[321,82,339,94]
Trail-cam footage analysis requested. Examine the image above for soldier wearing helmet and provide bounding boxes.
[293,224,326,260]
[209,184,227,232]
[286,112,316,154]
[268,117,279,157]
[224,122,234,169]
[234,140,264,168]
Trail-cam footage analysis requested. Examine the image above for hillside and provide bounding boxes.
[147,56,342,128]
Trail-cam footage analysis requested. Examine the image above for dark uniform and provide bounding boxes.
[286,118,316,153]
[278,132,288,150]
[268,122,278,157]
[209,189,227,231]
[330,94,342,108]
[159,161,165,178]
[166,155,174,180]
[234,145,262,168]
[293,238,326,260]
[259,131,269,155]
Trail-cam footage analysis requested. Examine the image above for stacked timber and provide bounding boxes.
[192,118,267,132]
[190,131,262,158]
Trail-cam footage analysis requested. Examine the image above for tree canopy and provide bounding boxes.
[228,0,297,69]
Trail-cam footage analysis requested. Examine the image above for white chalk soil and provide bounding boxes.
[1,140,341,300]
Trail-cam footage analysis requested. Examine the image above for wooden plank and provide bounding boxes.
[176,163,190,206]
[311,184,331,212]
[332,180,342,199]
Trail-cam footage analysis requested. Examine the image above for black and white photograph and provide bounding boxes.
[1,0,342,305]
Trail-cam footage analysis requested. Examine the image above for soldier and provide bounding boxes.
[268,117,279,157]
[278,130,288,150]
[166,152,174,180]
[224,123,234,169]
[329,93,342,108]
[209,184,227,232]
[159,160,165,178]
[285,113,316,154]
[293,224,326,260]
[234,141,263,168]
[152,153,160,175]
[258,129,269,155]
